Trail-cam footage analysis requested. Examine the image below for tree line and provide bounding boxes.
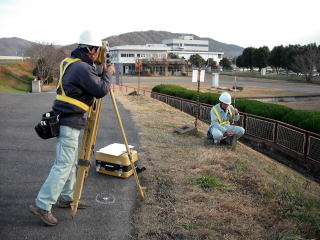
[186,54,232,70]
[26,42,320,83]
[236,44,320,82]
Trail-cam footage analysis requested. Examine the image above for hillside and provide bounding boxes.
[0,37,34,56]
[60,31,244,57]
[0,61,34,92]
[106,30,244,57]
[1,31,244,57]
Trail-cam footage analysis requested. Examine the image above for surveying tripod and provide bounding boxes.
[70,42,146,217]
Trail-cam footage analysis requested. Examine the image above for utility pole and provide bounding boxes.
[194,67,201,128]
[233,69,237,107]
[138,63,140,95]
[135,58,141,95]
[232,69,237,125]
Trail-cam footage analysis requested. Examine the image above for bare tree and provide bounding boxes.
[26,43,66,85]
[291,44,320,82]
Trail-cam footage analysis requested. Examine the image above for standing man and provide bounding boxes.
[30,31,115,226]
[207,92,245,150]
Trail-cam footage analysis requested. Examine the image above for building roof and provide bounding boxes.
[169,50,224,54]
[110,44,170,51]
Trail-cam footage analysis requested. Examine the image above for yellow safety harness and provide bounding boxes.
[56,57,90,111]
[212,105,233,125]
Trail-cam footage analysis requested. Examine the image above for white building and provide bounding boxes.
[163,35,223,63]
[110,44,169,63]
[168,50,223,63]
[110,36,224,75]
[110,44,169,74]
[163,35,209,52]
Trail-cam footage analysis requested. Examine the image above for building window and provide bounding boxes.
[184,43,208,47]
[137,54,140,57]
[120,53,135,58]
[218,54,222,59]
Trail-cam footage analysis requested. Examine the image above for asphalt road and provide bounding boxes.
[0,92,141,240]
[122,75,320,94]
[0,61,20,65]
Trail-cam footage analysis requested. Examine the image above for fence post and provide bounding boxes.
[243,114,247,132]
[274,121,279,143]
[199,104,202,121]
[304,132,309,163]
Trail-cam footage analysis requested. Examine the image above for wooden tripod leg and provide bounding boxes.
[70,166,87,216]
[109,89,146,199]
[70,99,102,217]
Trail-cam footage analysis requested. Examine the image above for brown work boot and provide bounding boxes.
[56,200,89,209]
[29,204,58,226]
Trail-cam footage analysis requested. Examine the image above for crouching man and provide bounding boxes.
[207,92,245,150]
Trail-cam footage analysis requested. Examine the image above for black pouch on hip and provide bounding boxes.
[34,111,60,139]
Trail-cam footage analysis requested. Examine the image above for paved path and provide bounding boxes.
[0,92,140,240]
[0,61,19,65]
[122,75,320,94]
[218,76,320,93]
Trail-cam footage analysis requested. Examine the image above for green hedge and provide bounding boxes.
[282,110,320,133]
[152,84,320,134]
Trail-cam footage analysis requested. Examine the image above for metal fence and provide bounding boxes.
[150,91,320,179]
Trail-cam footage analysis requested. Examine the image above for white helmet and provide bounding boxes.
[78,31,102,47]
[219,92,231,104]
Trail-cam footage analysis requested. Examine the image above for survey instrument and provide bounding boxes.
[70,41,146,217]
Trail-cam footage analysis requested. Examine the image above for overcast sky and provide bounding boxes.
[0,0,319,49]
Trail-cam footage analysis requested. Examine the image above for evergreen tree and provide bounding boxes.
[253,46,270,71]
[269,45,284,73]
[189,54,205,67]
[236,55,245,70]
[219,58,232,70]
[242,47,255,70]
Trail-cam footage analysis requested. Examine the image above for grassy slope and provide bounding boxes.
[0,61,34,92]
[115,90,320,240]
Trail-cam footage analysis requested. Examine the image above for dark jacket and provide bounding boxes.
[52,48,112,129]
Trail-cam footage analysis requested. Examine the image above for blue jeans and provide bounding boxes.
[36,126,80,211]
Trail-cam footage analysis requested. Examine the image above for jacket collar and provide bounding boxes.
[217,103,228,112]
[71,48,93,66]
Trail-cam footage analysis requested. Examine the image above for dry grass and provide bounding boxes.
[0,62,34,92]
[113,88,320,240]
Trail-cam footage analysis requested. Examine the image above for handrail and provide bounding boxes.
[147,90,320,179]
[114,84,320,170]
[151,91,320,138]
